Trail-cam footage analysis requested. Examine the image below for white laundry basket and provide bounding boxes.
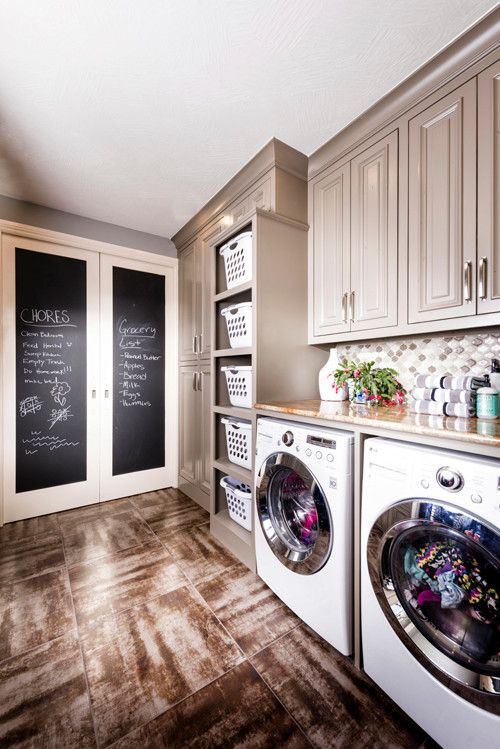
[219,230,252,289]
[221,365,253,408]
[221,302,252,348]
[221,417,252,469]
[220,475,252,531]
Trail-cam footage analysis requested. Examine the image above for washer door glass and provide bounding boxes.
[257,453,332,575]
[389,525,499,672]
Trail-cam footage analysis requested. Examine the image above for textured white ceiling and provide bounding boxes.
[0,1,495,238]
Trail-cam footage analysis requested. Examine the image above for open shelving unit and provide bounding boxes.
[209,208,324,571]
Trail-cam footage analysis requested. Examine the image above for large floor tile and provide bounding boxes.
[197,563,300,656]
[112,660,309,749]
[0,533,65,583]
[131,489,209,536]
[69,539,186,628]
[251,624,435,749]
[0,569,74,661]
[164,523,237,585]
[61,509,156,567]
[0,514,60,543]
[0,631,95,748]
[56,498,135,530]
[84,585,244,747]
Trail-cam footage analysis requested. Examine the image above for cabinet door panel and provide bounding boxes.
[408,80,476,323]
[179,241,197,361]
[312,164,351,335]
[179,366,198,484]
[478,60,500,314]
[351,131,398,331]
[198,364,211,494]
[199,222,223,359]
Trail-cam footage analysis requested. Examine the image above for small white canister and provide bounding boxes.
[476,387,498,420]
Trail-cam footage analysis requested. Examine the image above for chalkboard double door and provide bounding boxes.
[2,235,175,522]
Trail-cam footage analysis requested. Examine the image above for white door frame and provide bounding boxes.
[0,219,178,526]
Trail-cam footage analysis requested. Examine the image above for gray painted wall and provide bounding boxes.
[0,194,176,257]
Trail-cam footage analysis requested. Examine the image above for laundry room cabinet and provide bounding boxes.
[478,58,500,316]
[308,42,500,342]
[408,79,477,324]
[179,363,211,503]
[310,131,398,338]
[179,236,212,361]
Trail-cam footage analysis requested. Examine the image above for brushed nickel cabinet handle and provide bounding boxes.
[192,372,197,391]
[342,292,348,323]
[192,335,197,354]
[198,334,203,355]
[350,290,355,322]
[479,256,487,300]
[197,372,203,391]
[104,389,109,399]
[463,261,472,303]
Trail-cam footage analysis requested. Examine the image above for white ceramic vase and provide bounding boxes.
[318,348,347,401]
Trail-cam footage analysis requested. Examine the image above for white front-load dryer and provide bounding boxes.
[361,438,500,749]
[255,417,353,655]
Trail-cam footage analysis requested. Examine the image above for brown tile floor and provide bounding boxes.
[0,489,439,748]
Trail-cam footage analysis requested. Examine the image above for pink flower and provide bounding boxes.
[353,369,360,379]
[334,385,339,393]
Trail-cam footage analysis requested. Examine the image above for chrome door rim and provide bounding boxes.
[256,452,333,575]
[367,499,500,714]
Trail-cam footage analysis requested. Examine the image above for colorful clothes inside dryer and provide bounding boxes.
[404,540,499,623]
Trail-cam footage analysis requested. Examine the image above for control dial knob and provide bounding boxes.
[282,431,294,447]
[436,467,464,492]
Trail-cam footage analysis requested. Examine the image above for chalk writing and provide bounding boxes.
[16,248,87,492]
[112,267,165,475]
[48,406,73,430]
[19,395,44,417]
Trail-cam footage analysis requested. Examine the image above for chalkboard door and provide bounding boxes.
[99,255,176,500]
[2,235,100,522]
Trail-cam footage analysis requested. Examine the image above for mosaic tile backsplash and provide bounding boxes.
[334,328,500,392]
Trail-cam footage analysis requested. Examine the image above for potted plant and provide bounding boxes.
[332,358,406,405]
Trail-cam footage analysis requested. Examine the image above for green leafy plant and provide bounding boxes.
[332,358,406,405]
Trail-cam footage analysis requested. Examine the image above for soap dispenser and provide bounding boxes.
[489,358,500,392]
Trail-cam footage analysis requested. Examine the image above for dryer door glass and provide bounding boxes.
[256,453,332,574]
[389,525,499,672]
[369,499,500,706]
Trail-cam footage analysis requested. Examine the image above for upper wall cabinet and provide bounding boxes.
[179,229,216,362]
[478,59,500,315]
[310,131,398,339]
[408,80,476,323]
[311,163,350,336]
[350,131,398,332]
[179,239,197,361]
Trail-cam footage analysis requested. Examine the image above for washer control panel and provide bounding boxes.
[436,466,464,492]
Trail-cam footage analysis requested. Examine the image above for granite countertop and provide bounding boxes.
[254,399,500,448]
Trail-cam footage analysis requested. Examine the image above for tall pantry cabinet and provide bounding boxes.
[174,138,322,560]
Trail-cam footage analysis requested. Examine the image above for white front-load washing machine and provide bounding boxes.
[361,438,499,749]
[255,417,353,655]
